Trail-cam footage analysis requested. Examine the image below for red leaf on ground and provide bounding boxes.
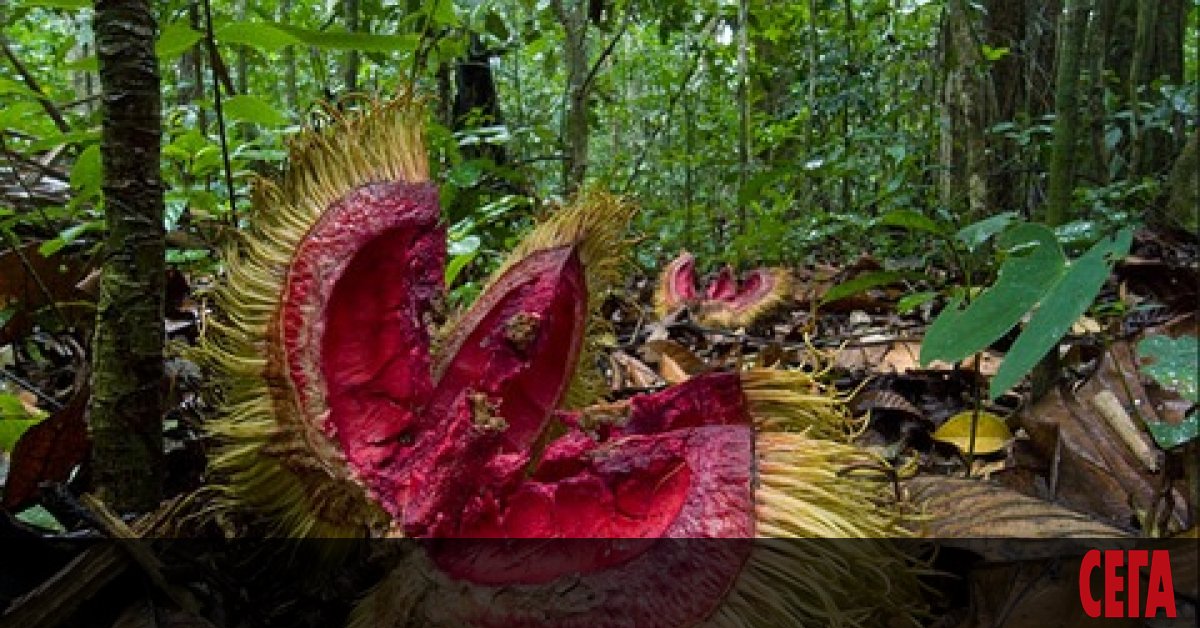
[2,382,89,510]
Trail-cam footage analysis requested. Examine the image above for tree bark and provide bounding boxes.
[1164,129,1199,232]
[1127,0,1185,177]
[453,35,506,165]
[736,0,750,234]
[279,0,298,115]
[343,0,360,92]
[1045,0,1090,226]
[235,0,248,95]
[553,0,589,196]
[90,0,166,512]
[938,0,990,221]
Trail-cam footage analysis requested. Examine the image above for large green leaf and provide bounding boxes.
[216,21,419,54]
[820,270,926,305]
[428,0,461,27]
[1137,334,1198,403]
[222,95,288,126]
[1136,334,1199,449]
[156,23,204,59]
[0,419,41,452]
[1143,415,1198,451]
[921,223,1065,366]
[986,228,1132,397]
[0,393,44,452]
[70,144,102,193]
[15,0,88,9]
[216,22,300,52]
[955,211,1018,252]
[0,77,39,98]
[874,209,946,236]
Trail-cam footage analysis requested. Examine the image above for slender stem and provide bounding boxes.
[0,33,71,133]
[966,350,982,476]
[201,0,238,225]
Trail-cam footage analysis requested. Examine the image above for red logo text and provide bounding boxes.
[1079,549,1176,618]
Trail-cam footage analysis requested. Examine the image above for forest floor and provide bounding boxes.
[0,225,1196,627]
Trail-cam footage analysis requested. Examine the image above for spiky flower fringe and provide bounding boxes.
[652,253,693,319]
[697,267,793,329]
[197,94,428,539]
[437,190,636,409]
[707,431,924,627]
[739,369,860,441]
[343,432,924,628]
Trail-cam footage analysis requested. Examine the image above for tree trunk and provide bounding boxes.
[1127,0,1185,177]
[683,96,694,252]
[1045,0,1090,226]
[279,0,298,115]
[1083,0,1117,186]
[1164,129,1199,232]
[938,0,990,221]
[840,0,853,215]
[91,0,166,512]
[553,0,589,196]
[736,0,750,235]
[70,14,99,116]
[235,0,248,95]
[453,35,506,165]
[343,0,360,92]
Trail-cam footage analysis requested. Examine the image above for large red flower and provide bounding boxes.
[202,96,920,626]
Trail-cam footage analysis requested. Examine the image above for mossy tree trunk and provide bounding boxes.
[1165,129,1199,232]
[1045,0,1090,227]
[91,0,166,512]
[552,0,589,196]
[342,0,360,92]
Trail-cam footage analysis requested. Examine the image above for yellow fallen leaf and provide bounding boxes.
[1071,315,1102,335]
[932,410,1013,455]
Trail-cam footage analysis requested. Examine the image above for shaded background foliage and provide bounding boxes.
[1,0,1193,283]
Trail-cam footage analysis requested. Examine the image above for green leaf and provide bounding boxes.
[217,21,419,53]
[446,251,479,287]
[821,270,924,305]
[15,505,66,533]
[222,95,288,126]
[0,102,47,134]
[64,55,98,72]
[1143,413,1198,451]
[922,223,1065,366]
[1137,335,1198,403]
[896,291,938,314]
[0,393,45,452]
[38,219,103,256]
[447,160,486,188]
[0,419,39,452]
[0,394,31,419]
[483,11,510,41]
[429,0,461,27]
[875,210,945,236]
[156,23,205,59]
[284,25,419,53]
[0,77,39,98]
[448,234,481,257]
[16,0,88,9]
[987,228,1132,398]
[1055,220,1105,248]
[216,22,301,52]
[980,44,1010,62]
[955,211,1018,252]
[26,128,102,153]
[70,144,102,193]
